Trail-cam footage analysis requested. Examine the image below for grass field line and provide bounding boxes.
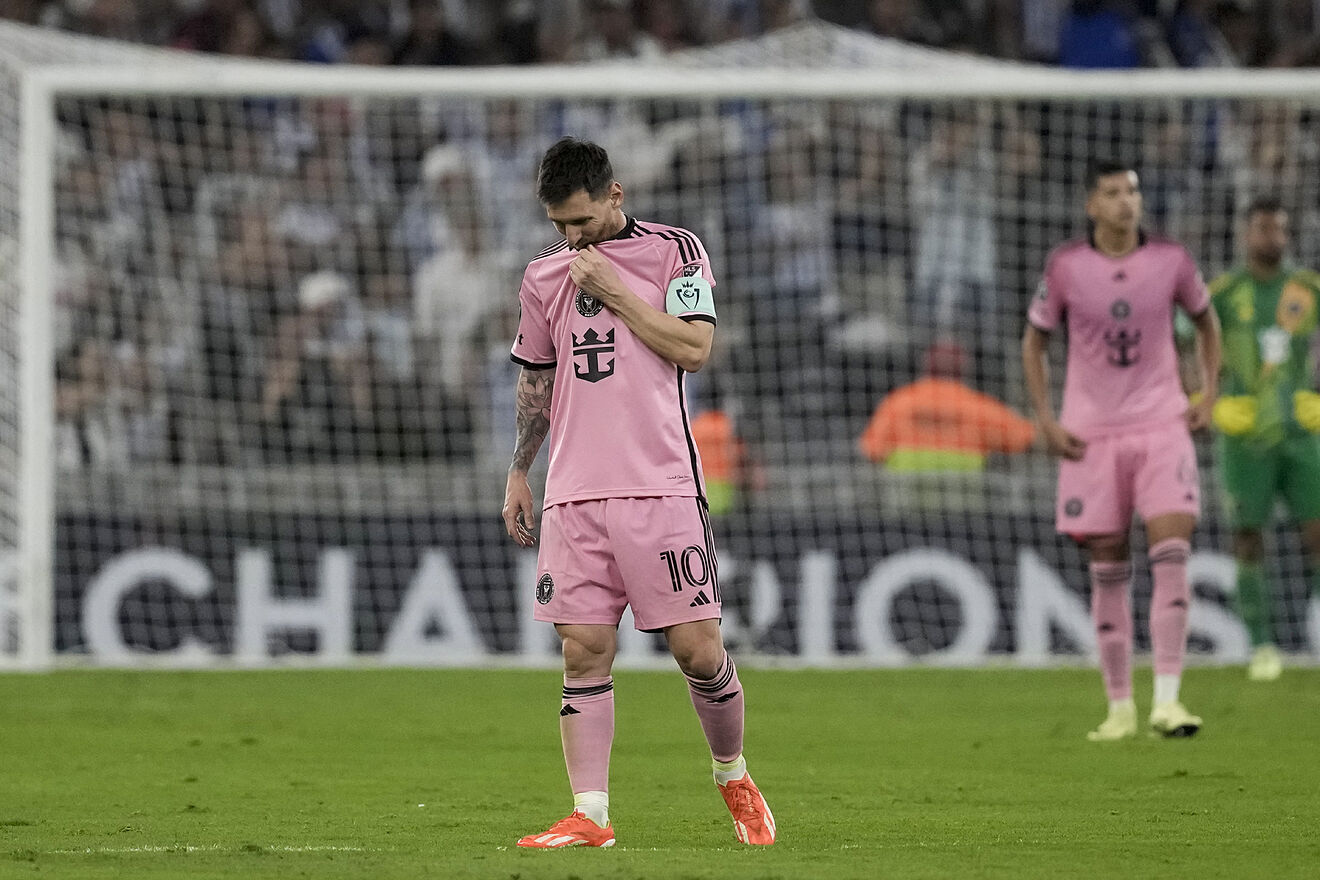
[43,844,383,855]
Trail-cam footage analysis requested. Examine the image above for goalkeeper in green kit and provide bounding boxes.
[1208,195,1320,680]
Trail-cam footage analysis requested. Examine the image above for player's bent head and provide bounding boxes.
[537,137,614,206]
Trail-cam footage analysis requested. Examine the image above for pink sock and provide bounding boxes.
[560,676,614,794]
[685,652,744,763]
[1090,560,1134,701]
[1149,538,1192,677]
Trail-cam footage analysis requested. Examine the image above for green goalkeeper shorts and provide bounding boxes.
[1219,433,1320,529]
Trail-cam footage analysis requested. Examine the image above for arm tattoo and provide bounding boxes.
[511,368,554,473]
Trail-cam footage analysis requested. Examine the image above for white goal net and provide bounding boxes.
[3,20,1318,668]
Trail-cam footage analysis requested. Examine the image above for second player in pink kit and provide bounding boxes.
[502,138,775,847]
[1022,159,1222,741]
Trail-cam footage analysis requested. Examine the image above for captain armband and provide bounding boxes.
[665,276,716,319]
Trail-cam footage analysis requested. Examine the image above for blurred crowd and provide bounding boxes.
[3,0,1320,69]
[48,90,1320,477]
[28,0,1320,483]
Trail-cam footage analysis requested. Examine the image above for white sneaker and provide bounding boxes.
[1149,701,1202,738]
[1247,644,1283,682]
[1087,699,1137,742]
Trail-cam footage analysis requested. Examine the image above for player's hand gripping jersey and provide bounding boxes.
[511,216,717,506]
[1028,234,1210,436]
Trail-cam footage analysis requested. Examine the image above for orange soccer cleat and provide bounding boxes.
[717,775,777,845]
[515,811,616,848]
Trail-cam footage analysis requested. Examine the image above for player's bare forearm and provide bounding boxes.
[1186,307,1221,430]
[1022,324,1086,459]
[606,298,714,372]
[1192,307,1222,401]
[510,367,554,475]
[504,367,553,546]
[1021,325,1055,425]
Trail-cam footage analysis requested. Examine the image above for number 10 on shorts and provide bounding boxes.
[660,546,711,593]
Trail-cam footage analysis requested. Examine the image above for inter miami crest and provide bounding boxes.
[1064,498,1084,517]
[1110,299,1131,320]
[575,289,604,317]
[536,573,555,605]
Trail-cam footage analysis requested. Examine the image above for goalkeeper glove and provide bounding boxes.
[1294,390,1320,433]
[1212,395,1257,436]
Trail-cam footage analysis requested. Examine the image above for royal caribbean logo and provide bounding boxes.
[1104,327,1141,367]
[572,327,615,383]
[575,290,604,317]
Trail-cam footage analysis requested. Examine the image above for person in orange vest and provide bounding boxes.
[691,400,762,515]
[858,340,1036,471]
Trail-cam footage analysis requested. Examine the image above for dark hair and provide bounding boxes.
[1085,158,1136,192]
[536,137,614,205]
[1245,193,1286,219]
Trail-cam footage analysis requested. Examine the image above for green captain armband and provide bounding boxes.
[666,276,716,319]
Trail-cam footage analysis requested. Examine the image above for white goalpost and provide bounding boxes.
[3,20,1319,669]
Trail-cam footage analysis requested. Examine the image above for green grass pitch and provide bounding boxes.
[2,666,1318,879]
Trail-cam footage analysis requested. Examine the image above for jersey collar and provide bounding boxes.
[1087,226,1148,253]
[602,214,637,243]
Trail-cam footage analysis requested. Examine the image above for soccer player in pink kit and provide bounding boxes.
[1022,159,1222,741]
[502,138,775,847]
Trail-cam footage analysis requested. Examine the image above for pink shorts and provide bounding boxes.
[533,495,721,632]
[1055,420,1200,536]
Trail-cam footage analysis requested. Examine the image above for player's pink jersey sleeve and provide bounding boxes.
[1174,247,1211,316]
[645,220,718,322]
[510,243,562,368]
[1027,245,1071,331]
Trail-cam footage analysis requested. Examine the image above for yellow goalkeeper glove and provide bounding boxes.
[1212,395,1257,436]
[1294,390,1320,433]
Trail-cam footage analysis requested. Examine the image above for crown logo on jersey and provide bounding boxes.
[575,289,604,317]
[1104,327,1142,367]
[677,280,699,306]
[572,328,616,383]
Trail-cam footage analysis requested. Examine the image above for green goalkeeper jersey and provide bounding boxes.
[1209,264,1320,446]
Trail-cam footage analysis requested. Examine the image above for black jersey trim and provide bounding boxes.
[511,354,556,370]
[675,367,706,506]
[635,221,697,263]
[604,215,638,242]
[531,239,571,262]
[696,497,720,602]
[680,314,717,326]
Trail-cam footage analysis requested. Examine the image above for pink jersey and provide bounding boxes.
[511,215,717,507]
[1028,233,1210,437]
